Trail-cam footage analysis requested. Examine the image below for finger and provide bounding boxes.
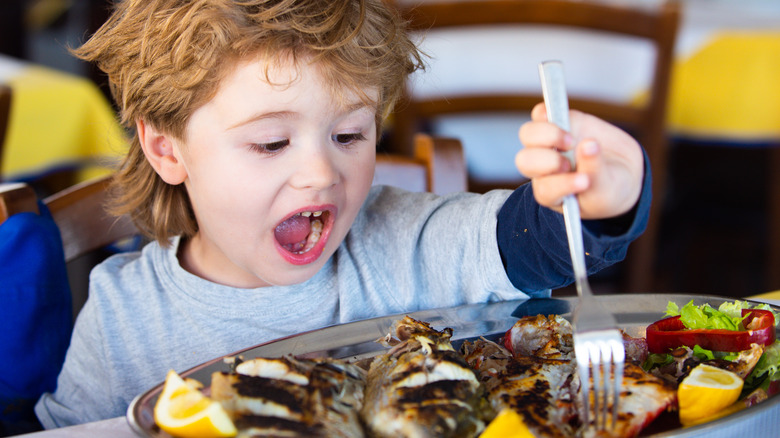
[530,102,548,121]
[532,172,590,208]
[531,103,580,143]
[518,120,574,152]
[515,147,571,178]
[567,108,586,133]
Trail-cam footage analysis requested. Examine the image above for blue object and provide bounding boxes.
[0,202,72,430]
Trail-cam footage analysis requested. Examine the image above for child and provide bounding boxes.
[35,0,649,428]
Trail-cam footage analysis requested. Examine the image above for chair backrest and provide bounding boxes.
[0,85,11,177]
[0,175,138,264]
[43,175,139,263]
[389,0,680,292]
[375,133,467,195]
[390,0,679,180]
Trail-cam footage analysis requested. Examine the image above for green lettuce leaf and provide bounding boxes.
[664,301,680,317]
[691,344,738,361]
[641,353,674,372]
[692,344,715,360]
[717,300,780,327]
[754,340,780,381]
[668,300,743,331]
[744,341,780,395]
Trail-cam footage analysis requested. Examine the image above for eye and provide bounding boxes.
[249,139,289,154]
[333,132,367,146]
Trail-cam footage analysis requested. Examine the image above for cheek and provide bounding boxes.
[339,156,376,235]
[354,140,377,182]
[358,156,377,188]
[185,156,273,230]
[347,150,377,198]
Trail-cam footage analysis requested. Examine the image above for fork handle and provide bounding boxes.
[539,61,573,168]
[538,61,590,295]
[561,195,590,294]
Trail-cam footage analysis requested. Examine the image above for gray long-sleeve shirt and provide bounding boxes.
[35,179,648,428]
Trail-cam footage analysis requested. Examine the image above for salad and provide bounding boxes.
[643,299,780,398]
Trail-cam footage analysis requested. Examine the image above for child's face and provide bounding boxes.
[171,56,378,288]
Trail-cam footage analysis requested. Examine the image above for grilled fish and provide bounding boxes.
[503,314,574,359]
[462,336,578,437]
[361,316,490,438]
[210,356,365,437]
[464,315,676,438]
[584,362,676,438]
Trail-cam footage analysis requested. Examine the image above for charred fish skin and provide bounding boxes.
[211,356,366,438]
[233,415,323,438]
[362,316,490,438]
[461,337,578,438]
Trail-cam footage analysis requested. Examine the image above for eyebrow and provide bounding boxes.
[227,102,375,131]
[228,110,297,130]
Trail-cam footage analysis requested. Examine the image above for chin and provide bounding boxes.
[259,259,329,288]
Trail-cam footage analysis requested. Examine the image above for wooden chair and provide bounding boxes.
[0,175,137,264]
[375,133,467,195]
[0,84,11,178]
[0,173,135,433]
[389,0,681,292]
[1,174,138,316]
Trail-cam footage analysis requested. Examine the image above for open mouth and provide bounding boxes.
[274,210,331,255]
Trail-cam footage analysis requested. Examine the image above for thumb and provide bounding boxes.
[574,139,601,175]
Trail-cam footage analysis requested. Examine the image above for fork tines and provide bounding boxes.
[574,329,625,431]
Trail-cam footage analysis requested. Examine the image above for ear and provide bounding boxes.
[137,119,188,185]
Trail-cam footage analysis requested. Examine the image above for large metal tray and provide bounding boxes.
[127,293,780,437]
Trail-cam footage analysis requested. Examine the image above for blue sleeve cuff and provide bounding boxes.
[497,147,652,293]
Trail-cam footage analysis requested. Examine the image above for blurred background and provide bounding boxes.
[1,0,780,298]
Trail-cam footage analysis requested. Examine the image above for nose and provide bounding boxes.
[289,144,340,190]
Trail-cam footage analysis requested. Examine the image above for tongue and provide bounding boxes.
[275,215,311,246]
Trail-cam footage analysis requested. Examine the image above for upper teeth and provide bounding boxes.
[299,211,323,217]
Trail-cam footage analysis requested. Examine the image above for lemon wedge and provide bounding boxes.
[481,408,536,438]
[678,364,744,426]
[154,370,237,437]
[681,400,747,428]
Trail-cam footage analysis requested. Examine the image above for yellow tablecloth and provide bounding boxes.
[751,290,780,302]
[1,57,128,183]
[667,32,780,141]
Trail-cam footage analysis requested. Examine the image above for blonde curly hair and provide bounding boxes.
[73,0,423,245]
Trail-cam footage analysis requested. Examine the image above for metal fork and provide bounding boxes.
[538,61,625,432]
